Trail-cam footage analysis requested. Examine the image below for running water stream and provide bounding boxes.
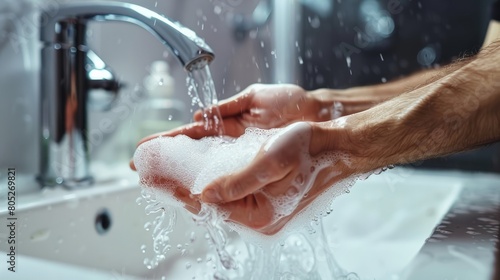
[136,65,359,280]
[187,66,225,134]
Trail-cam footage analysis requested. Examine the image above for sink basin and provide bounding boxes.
[0,165,498,279]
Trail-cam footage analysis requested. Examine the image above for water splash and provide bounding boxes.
[140,188,177,270]
[137,65,361,279]
[193,205,237,271]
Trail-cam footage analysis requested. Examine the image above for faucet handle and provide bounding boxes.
[86,49,123,111]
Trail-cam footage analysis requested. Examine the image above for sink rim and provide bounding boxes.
[0,164,139,215]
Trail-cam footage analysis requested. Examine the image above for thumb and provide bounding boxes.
[201,154,289,203]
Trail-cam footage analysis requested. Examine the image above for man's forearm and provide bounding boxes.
[372,56,473,94]
[309,50,476,117]
[315,39,500,173]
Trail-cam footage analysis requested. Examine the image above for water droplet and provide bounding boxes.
[298,56,303,64]
[295,174,304,185]
[305,49,313,58]
[308,16,321,28]
[141,244,146,253]
[417,46,437,67]
[214,5,222,15]
[185,262,192,269]
[286,186,299,198]
[136,197,143,205]
[30,229,51,242]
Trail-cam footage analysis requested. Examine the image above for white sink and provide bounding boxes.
[323,168,461,279]
[1,165,498,280]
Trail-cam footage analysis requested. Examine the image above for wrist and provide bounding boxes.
[308,87,396,118]
[306,89,336,121]
[309,119,379,174]
[310,85,437,173]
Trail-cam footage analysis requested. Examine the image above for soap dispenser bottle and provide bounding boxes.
[139,60,186,138]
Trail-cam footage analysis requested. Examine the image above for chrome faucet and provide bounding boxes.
[37,2,215,188]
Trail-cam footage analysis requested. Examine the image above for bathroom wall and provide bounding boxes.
[0,0,40,174]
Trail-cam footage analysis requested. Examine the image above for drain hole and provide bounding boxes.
[95,208,112,235]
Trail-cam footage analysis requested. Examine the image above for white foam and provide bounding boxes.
[134,127,274,196]
[134,124,358,245]
[134,123,373,280]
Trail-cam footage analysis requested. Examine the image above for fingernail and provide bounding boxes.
[203,188,222,203]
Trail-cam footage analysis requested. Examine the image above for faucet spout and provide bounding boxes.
[38,2,215,188]
[40,2,214,70]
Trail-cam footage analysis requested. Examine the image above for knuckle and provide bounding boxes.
[226,178,247,200]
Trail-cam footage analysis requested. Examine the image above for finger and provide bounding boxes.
[136,121,221,147]
[141,173,201,215]
[260,170,302,197]
[194,90,254,121]
[220,192,275,231]
[201,153,292,203]
[173,187,201,215]
[217,192,295,235]
[132,119,247,171]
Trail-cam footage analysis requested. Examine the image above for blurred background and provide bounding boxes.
[0,0,499,181]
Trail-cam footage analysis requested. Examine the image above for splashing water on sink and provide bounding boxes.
[141,188,177,270]
[136,65,361,279]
